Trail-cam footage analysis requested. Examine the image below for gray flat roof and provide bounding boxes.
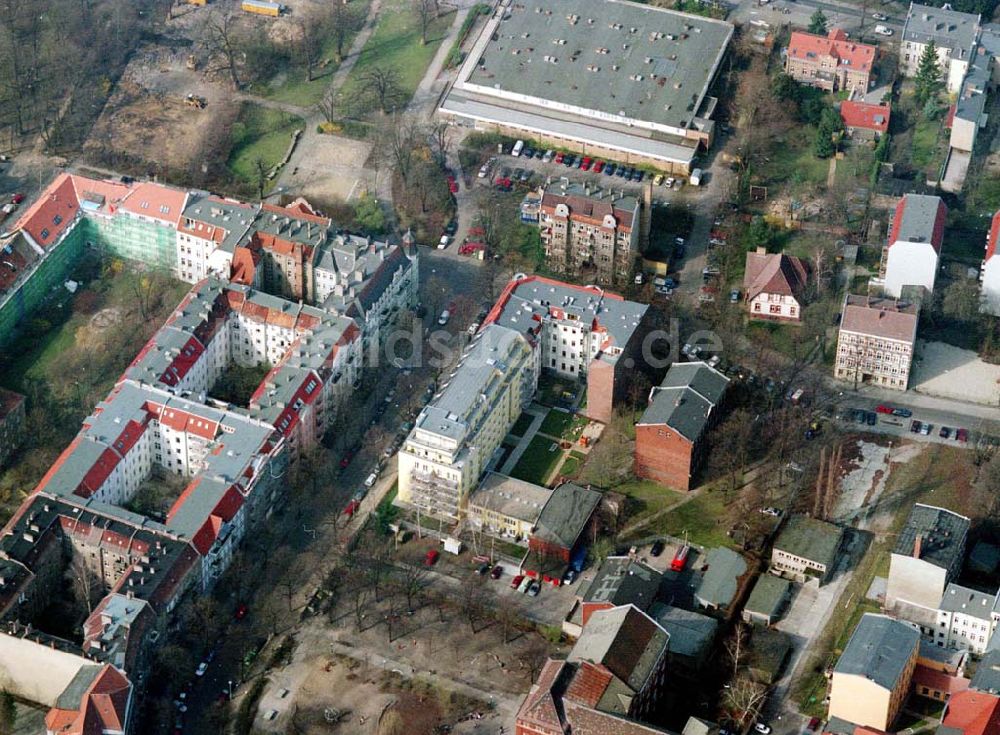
[469,472,552,523]
[441,92,700,165]
[745,575,791,618]
[583,556,661,608]
[903,3,979,59]
[894,194,944,246]
[650,603,718,658]
[696,547,747,608]
[834,613,919,691]
[773,515,844,570]
[534,482,601,549]
[463,0,733,131]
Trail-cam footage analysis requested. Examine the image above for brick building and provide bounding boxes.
[743,249,809,322]
[517,605,672,735]
[785,29,877,94]
[537,184,640,286]
[634,361,729,491]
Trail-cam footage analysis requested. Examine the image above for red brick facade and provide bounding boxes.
[586,358,615,424]
[634,424,699,492]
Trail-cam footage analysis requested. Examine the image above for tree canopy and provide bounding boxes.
[808,9,828,35]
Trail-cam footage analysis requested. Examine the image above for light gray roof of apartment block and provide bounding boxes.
[182,193,259,254]
[582,556,662,609]
[415,324,528,443]
[470,472,551,523]
[895,194,944,245]
[540,182,639,229]
[939,583,996,621]
[695,547,747,608]
[834,613,920,690]
[462,0,733,132]
[650,602,718,658]
[492,277,648,350]
[53,665,105,710]
[534,482,601,549]
[893,503,969,570]
[902,3,980,59]
[250,208,333,249]
[441,92,700,165]
[773,514,843,569]
[568,604,669,696]
[637,362,728,442]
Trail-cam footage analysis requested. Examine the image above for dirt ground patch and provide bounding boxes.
[912,340,1000,406]
[829,438,920,528]
[85,81,238,174]
[281,133,377,202]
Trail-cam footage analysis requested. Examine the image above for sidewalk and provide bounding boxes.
[498,408,546,475]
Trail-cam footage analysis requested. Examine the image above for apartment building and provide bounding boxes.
[834,294,919,391]
[900,2,980,94]
[742,249,809,322]
[771,515,844,585]
[397,324,537,522]
[0,387,25,468]
[828,614,920,732]
[634,361,729,491]
[784,29,877,94]
[935,584,999,655]
[483,275,649,423]
[536,184,639,286]
[887,504,970,630]
[877,194,947,298]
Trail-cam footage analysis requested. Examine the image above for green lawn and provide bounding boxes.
[758,126,830,188]
[559,451,588,478]
[509,435,564,486]
[538,409,587,440]
[641,489,734,548]
[343,0,456,114]
[227,104,304,186]
[615,480,683,525]
[911,116,946,174]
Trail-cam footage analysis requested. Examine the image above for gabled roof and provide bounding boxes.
[637,361,729,442]
[942,690,1000,735]
[840,101,891,133]
[888,194,947,253]
[787,29,876,71]
[45,664,131,735]
[743,251,809,303]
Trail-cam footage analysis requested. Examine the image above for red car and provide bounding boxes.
[875,405,893,414]
[234,604,248,621]
[425,549,440,566]
[593,160,605,173]
[580,157,592,171]
[510,574,525,589]
[446,175,459,194]
[494,177,512,191]
[554,152,565,164]
[339,451,352,469]
[11,193,24,205]
[808,717,821,731]
[956,428,969,443]
[343,499,361,517]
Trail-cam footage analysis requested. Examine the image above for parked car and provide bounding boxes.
[593,160,605,173]
[518,576,533,593]
[425,549,440,566]
[730,289,740,303]
[490,565,503,579]
[554,152,565,164]
[604,163,617,176]
[476,563,490,576]
[580,156,592,171]
[444,219,458,235]
[542,150,554,163]
[196,662,208,677]
[957,428,969,443]
[754,724,772,735]
[891,407,912,418]
[653,174,664,186]
[364,472,378,488]
[527,581,541,597]
[808,718,822,732]
[874,24,893,35]
[940,426,951,439]
[872,11,887,20]
[650,540,665,557]
[875,405,894,414]
[865,411,877,426]
[446,175,459,194]
[910,420,922,433]
[920,423,932,435]
[438,309,450,326]
[438,235,450,250]
[511,574,525,589]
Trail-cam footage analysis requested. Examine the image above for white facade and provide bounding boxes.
[883,241,940,297]
[541,320,605,378]
[981,215,1000,316]
[748,292,801,320]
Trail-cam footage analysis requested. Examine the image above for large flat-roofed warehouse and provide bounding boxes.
[441,0,734,174]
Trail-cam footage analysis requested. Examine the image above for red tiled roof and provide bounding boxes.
[788,29,876,71]
[943,690,1000,735]
[565,661,615,707]
[743,251,809,302]
[261,200,331,226]
[119,182,187,225]
[230,245,260,285]
[840,101,891,133]
[986,211,1000,261]
[44,665,131,735]
[14,174,80,248]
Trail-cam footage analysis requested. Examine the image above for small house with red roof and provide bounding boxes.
[981,211,1000,316]
[743,249,810,322]
[785,29,877,94]
[879,194,947,298]
[840,101,891,140]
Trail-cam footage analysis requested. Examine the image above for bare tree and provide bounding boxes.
[316,93,341,124]
[359,66,403,115]
[377,115,421,184]
[394,563,430,611]
[253,157,269,200]
[68,555,101,616]
[428,120,451,167]
[413,0,437,45]
[202,13,244,90]
[329,1,364,63]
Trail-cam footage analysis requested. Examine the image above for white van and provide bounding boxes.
[690,168,703,186]
[511,140,524,157]
[874,24,893,36]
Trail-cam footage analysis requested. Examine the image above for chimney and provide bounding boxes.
[756,246,767,255]
[913,533,922,559]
